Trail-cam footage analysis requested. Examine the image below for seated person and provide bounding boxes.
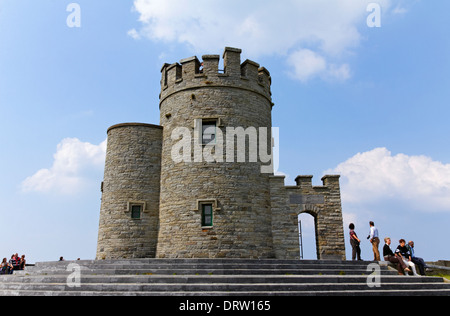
[396,239,419,276]
[9,255,20,273]
[407,241,429,276]
[1,258,13,275]
[13,253,21,270]
[19,255,26,271]
[383,237,410,275]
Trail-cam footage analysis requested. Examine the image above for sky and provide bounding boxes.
[0,0,449,263]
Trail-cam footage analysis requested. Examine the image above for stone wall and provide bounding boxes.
[270,175,346,260]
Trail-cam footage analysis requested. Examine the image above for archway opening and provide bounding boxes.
[298,212,318,260]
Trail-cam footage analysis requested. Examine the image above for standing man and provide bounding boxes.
[368,221,380,261]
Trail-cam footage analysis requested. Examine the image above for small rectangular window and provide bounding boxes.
[201,204,213,227]
[131,205,142,220]
[202,121,217,145]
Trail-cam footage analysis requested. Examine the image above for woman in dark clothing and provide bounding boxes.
[349,223,362,261]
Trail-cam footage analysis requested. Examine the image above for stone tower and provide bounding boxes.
[96,47,346,261]
[96,123,163,260]
[157,47,274,259]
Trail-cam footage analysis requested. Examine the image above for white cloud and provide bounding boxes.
[328,63,351,81]
[392,6,408,15]
[327,148,450,212]
[22,138,106,195]
[127,28,141,40]
[287,49,351,82]
[287,49,326,82]
[130,0,397,82]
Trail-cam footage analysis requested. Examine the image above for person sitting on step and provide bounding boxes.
[383,237,410,275]
[395,239,419,276]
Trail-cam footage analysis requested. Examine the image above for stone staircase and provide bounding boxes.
[0,259,449,296]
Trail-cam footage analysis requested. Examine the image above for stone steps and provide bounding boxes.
[19,268,388,276]
[33,258,375,267]
[1,281,449,292]
[1,259,449,296]
[1,274,444,284]
[1,289,449,297]
[24,259,396,276]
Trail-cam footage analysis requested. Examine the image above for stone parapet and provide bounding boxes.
[160,47,272,108]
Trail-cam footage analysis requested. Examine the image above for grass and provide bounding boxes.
[427,266,450,281]
[431,273,450,281]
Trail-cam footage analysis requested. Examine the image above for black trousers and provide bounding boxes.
[351,239,361,260]
[412,257,426,275]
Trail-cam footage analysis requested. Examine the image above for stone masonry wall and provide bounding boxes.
[270,175,346,260]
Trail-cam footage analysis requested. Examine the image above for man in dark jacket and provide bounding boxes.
[383,237,409,275]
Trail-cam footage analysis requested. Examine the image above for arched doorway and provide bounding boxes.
[298,211,319,260]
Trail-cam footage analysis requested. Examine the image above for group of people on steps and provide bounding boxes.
[0,253,26,275]
[349,222,431,276]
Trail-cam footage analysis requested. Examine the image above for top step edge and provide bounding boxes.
[35,259,381,266]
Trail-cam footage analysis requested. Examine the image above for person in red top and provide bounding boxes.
[349,223,362,261]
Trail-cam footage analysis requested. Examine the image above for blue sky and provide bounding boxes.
[1,0,449,263]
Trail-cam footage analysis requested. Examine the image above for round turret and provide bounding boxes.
[96,123,163,260]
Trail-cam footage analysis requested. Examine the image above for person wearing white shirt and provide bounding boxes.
[368,221,380,261]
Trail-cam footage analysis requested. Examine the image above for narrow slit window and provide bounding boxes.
[131,205,142,220]
[201,204,213,227]
[202,121,217,145]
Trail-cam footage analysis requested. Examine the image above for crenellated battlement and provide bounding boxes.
[294,175,341,192]
[159,47,272,106]
[270,174,341,196]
